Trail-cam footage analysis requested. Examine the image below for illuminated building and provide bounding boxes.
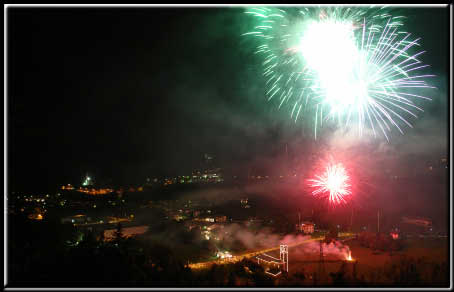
[61,184,75,190]
[240,198,250,208]
[256,245,289,277]
[390,232,399,240]
[173,214,184,222]
[76,187,114,195]
[296,221,315,234]
[164,178,176,186]
[188,169,224,183]
[216,251,233,260]
[61,214,91,224]
[28,213,43,220]
[215,216,227,223]
[195,153,224,183]
[107,216,132,224]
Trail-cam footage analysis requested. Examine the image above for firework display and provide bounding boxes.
[243,6,435,140]
[308,161,352,205]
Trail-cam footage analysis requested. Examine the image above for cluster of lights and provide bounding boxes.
[28,213,44,220]
[77,187,114,195]
[216,251,233,259]
[164,171,224,186]
[61,184,75,190]
[24,197,46,203]
[250,174,298,180]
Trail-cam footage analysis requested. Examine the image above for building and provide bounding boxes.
[296,221,315,234]
[28,213,43,220]
[257,254,283,276]
[61,184,75,190]
[256,245,289,277]
[390,232,399,240]
[76,187,114,195]
[240,198,250,208]
[173,214,184,222]
[107,216,132,224]
[215,216,227,223]
[216,250,233,260]
[61,214,91,225]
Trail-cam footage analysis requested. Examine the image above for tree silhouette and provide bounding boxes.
[330,262,347,286]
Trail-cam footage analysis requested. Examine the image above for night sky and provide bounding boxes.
[8,6,449,192]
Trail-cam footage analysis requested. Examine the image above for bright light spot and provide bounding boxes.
[299,19,358,74]
[298,18,369,116]
[308,162,351,204]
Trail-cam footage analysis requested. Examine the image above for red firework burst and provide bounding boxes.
[308,162,351,204]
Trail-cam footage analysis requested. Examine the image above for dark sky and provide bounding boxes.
[7,6,450,192]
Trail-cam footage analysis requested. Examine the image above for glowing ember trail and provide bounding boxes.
[346,250,353,261]
[308,162,351,204]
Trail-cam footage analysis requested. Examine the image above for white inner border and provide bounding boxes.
[3,3,452,291]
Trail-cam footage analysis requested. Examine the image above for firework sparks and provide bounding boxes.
[346,250,353,261]
[308,162,351,204]
[243,6,435,140]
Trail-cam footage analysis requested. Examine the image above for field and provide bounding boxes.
[285,236,448,285]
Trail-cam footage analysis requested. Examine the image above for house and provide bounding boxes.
[296,221,315,234]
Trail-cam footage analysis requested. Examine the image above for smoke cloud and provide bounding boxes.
[293,239,352,261]
[217,223,311,250]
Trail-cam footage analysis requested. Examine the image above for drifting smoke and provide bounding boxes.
[217,223,310,250]
[293,239,352,261]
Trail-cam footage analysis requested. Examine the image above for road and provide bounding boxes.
[188,232,355,270]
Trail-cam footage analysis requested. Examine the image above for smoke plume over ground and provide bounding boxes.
[217,223,310,251]
[293,240,352,261]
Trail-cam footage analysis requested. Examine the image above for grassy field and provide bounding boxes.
[285,236,448,285]
[347,237,448,268]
